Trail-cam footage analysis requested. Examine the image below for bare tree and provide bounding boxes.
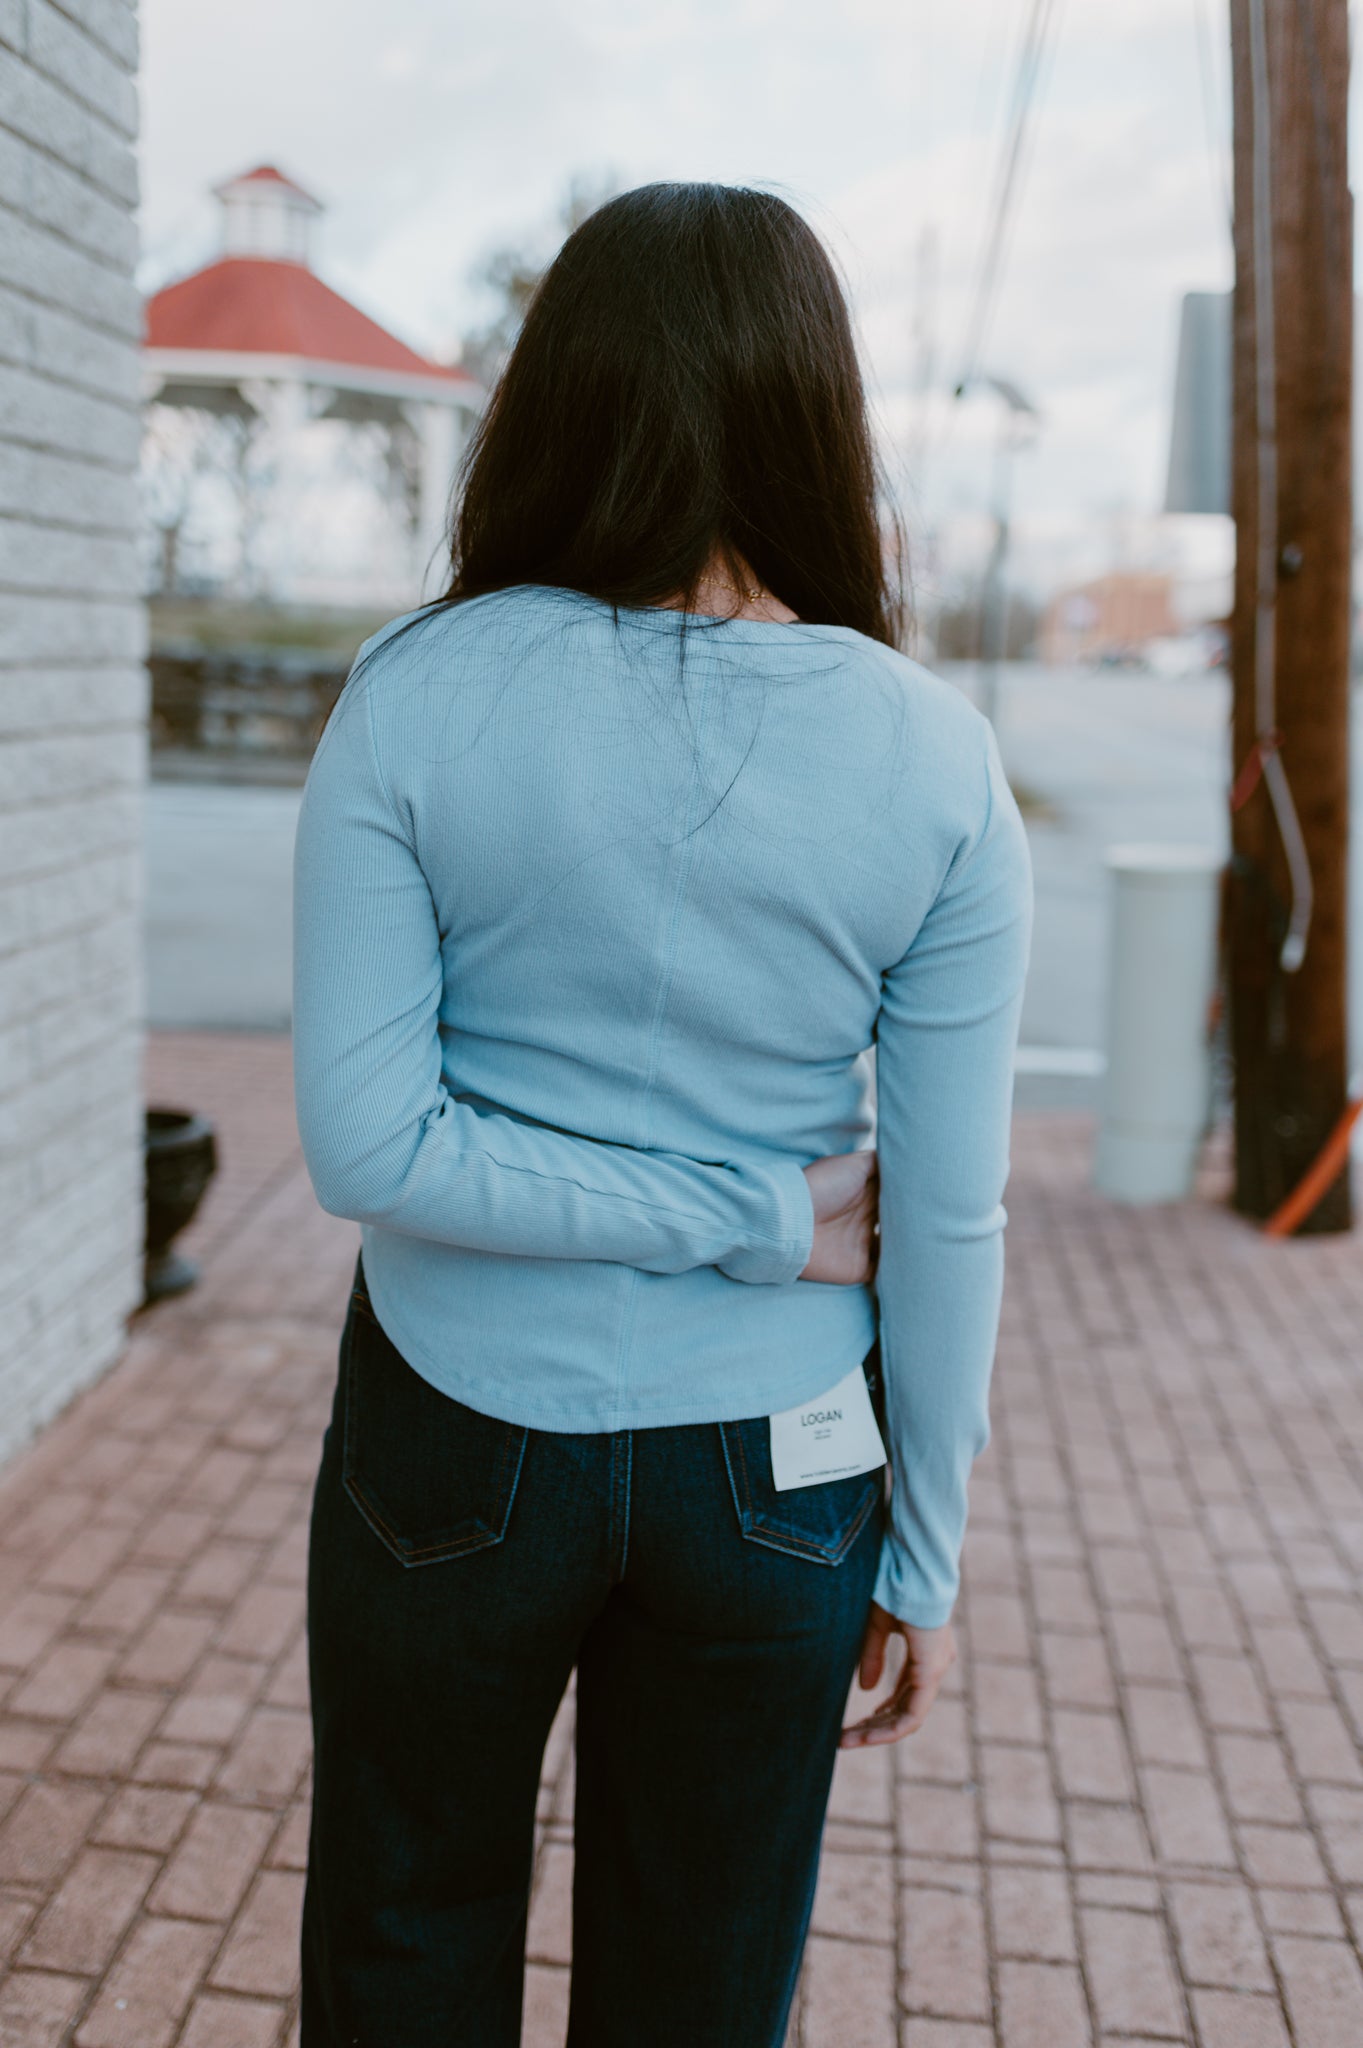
[140,398,277,598]
[141,404,234,595]
[457,173,619,387]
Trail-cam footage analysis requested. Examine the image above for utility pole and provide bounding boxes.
[1227,0,1353,1230]
[956,376,1038,729]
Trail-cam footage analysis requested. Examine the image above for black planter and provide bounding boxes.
[145,1108,218,1305]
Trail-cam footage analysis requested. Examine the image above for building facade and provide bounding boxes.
[0,0,147,1458]
[1039,572,1181,666]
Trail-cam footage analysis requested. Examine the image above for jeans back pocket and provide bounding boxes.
[341,1282,529,1568]
[718,1408,884,1567]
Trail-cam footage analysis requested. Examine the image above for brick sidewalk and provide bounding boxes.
[0,1032,1358,2045]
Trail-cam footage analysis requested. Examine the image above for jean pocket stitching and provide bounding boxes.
[339,1328,528,1567]
[340,1473,506,1563]
[341,1451,524,1566]
[719,1420,881,1568]
[492,1422,530,1535]
[739,1479,880,1567]
[732,1418,755,1519]
[718,1419,755,1529]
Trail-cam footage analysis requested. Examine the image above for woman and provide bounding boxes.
[293,182,1032,2047]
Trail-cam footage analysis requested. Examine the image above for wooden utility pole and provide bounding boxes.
[1227,0,1353,1230]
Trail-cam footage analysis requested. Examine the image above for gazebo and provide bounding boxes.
[143,165,483,605]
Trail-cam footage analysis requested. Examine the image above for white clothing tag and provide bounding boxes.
[769,1364,887,1492]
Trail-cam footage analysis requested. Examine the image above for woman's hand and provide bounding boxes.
[800,1149,878,1284]
[839,1606,957,1748]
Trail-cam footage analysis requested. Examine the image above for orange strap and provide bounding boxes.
[1263,1095,1363,1237]
[1230,730,1283,812]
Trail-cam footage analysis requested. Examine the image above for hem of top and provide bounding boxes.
[364,1282,878,1436]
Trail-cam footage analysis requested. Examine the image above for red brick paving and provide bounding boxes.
[0,1030,1353,2043]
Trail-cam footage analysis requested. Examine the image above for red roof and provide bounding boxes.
[144,256,474,388]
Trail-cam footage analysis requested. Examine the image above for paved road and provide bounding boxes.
[145,663,1363,1089]
[981,664,1230,1057]
[147,782,300,1034]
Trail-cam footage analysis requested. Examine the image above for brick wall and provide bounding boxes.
[0,1,146,1460]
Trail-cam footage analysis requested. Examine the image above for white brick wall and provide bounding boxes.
[0,0,145,1461]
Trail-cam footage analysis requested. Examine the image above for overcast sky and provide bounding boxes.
[139,0,1336,597]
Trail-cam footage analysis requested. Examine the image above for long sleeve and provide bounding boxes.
[291,672,814,1285]
[871,719,1034,1628]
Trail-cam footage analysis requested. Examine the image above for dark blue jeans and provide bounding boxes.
[302,1255,884,2047]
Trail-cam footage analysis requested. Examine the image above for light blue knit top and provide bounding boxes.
[292,586,1033,1627]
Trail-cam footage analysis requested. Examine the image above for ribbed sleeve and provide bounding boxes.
[291,670,815,1283]
[870,720,1034,1627]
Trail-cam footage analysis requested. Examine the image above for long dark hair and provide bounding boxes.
[444,183,903,645]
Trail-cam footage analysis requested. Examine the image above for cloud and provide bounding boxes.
[138,0,1254,586]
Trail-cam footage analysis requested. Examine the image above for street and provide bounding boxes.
[145,662,1363,1094]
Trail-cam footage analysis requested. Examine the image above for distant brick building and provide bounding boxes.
[0,0,147,1459]
[1040,572,1180,665]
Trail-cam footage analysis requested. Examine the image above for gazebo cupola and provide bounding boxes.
[216,164,323,266]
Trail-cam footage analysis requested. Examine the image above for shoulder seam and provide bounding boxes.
[358,665,408,840]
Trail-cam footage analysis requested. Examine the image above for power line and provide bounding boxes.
[897,0,1061,566]
[954,0,1059,393]
[953,0,1063,396]
[1191,0,1234,233]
